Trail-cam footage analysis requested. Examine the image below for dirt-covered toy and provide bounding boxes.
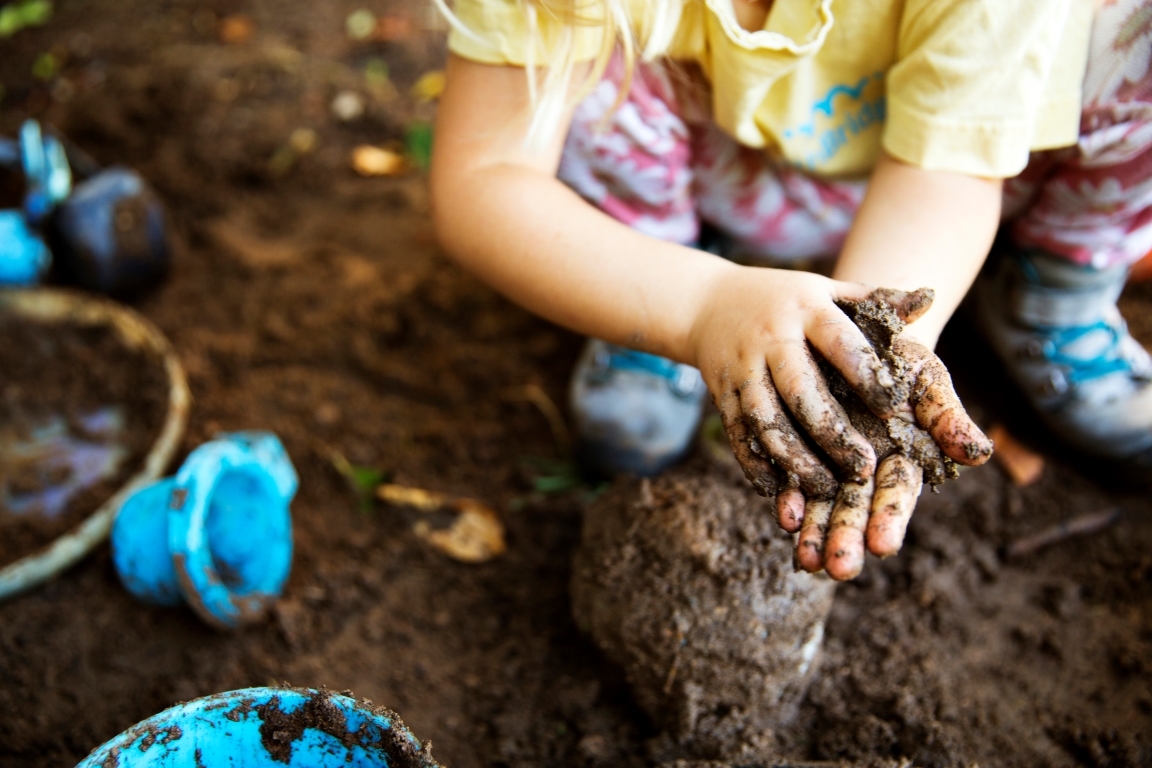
[111,431,296,629]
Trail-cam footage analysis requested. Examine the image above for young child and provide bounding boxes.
[430,0,1152,580]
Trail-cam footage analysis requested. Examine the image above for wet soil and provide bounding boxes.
[0,317,168,566]
[571,461,836,762]
[0,2,1151,767]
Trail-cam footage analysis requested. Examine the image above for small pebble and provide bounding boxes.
[331,90,365,122]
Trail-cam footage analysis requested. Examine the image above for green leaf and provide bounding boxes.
[31,51,57,81]
[349,465,385,494]
[405,121,433,170]
[0,0,52,38]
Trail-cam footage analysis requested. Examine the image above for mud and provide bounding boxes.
[0,316,168,566]
[252,689,438,766]
[571,460,836,762]
[833,291,958,486]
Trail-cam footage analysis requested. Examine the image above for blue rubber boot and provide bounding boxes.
[570,339,708,477]
[975,250,1152,478]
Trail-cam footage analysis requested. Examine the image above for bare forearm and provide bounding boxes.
[833,152,1002,347]
[435,166,731,361]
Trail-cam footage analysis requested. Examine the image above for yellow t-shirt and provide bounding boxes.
[447,0,1093,179]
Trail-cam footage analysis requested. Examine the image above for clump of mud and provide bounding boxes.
[833,290,958,487]
[571,460,835,762]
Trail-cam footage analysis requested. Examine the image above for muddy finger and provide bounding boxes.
[739,372,838,500]
[867,454,923,557]
[897,339,993,466]
[766,340,877,481]
[777,486,806,533]
[824,477,874,580]
[715,380,779,497]
[867,287,935,324]
[796,497,834,573]
[806,308,902,417]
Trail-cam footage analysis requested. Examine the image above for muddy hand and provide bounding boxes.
[815,290,994,580]
[694,270,917,544]
[695,272,912,531]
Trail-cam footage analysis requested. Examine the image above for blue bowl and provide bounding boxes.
[76,687,440,768]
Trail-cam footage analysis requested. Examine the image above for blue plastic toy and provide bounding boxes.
[76,687,440,768]
[112,432,297,629]
[0,120,70,285]
[52,165,170,294]
[0,118,170,293]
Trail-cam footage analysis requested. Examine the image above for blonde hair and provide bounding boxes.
[435,0,688,145]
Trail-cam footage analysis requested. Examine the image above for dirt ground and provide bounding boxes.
[1,1,1151,766]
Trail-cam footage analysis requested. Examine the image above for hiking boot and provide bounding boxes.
[974,250,1152,475]
[570,339,708,477]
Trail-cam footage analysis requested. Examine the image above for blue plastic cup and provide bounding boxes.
[112,432,297,629]
[76,687,440,768]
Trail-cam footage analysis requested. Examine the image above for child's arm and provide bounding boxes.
[431,56,991,577]
[834,153,1002,349]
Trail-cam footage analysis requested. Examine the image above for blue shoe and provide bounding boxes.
[975,250,1152,472]
[570,339,708,477]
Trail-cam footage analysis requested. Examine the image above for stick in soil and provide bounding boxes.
[1005,508,1122,558]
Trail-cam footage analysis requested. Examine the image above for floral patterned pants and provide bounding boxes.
[557,0,1152,270]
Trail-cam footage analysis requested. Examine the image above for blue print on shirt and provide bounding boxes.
[783,71,886,169]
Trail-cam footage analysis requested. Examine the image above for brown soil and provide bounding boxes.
[571,461,836,762]
[1,2,1151,767]
[0,317,168,566]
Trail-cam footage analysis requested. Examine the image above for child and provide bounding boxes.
[430,0,1152,580]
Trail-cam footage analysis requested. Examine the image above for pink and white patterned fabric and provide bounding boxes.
[558,0,1152,270]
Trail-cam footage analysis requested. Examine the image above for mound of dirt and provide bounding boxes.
[571,459,836,762]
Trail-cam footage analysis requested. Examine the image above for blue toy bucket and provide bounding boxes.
[76,687,440,768]
[112,432,297,629]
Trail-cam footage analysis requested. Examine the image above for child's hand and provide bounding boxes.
[690,267,992,580]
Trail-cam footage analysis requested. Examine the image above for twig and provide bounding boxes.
[503,383,571,455]
[1006,508,1122,558]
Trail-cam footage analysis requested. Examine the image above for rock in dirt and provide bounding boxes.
[571,461,835,761]
[832,290,959,487]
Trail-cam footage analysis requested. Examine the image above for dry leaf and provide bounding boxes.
[414,499,506,563]
[377,483,447,510]
[218,14,255,44]
[374,15,412,41]
[351,145,405,177]
[410,70,445,102]
[989,424,1044,486]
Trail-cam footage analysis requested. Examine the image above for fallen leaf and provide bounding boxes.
[219,14,255,44]
[351,145,405,176]
[288,127,317,154]
[414,499,506,563]
[411,70,445,102]
[346,8,376,40]
[374,15,412,41]
[405,122,433,170]
[988,424,1044,486]
[377,483,448,510]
